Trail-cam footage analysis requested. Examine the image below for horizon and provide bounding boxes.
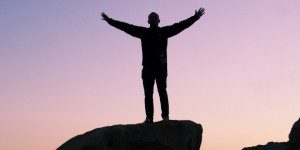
[1,1,300,150]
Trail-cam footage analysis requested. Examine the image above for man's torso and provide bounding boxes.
[140,27,168,67]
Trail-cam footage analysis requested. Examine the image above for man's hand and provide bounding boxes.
[195,7,205,18]
[101,12,110,21]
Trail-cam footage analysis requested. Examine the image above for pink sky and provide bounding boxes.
[1,0,300,149]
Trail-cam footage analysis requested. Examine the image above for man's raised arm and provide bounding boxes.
[162,8,205,38]
[101,12,145,38]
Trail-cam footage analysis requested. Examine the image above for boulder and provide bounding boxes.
[57,120,203,150]
[242,117,300,150]
[289,118,300,149]
[242,142,289,150]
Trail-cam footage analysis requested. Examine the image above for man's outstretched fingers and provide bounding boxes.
[202,8,206,13]
[198,8,205,16]
[101,12,109,20]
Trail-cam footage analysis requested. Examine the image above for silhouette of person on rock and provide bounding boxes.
[101,8,205,124]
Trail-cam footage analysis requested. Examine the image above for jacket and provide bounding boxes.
[106,14,200,67]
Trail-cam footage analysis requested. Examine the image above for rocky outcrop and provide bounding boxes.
[57,120,203,150]
[289,118,300,149]
[243,118,300,150]
[242,142,289,150]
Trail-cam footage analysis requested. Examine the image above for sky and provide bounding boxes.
[0,0,300,149]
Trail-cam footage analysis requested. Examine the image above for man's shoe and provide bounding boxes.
[162,117,169,121]
[143,118,153,124]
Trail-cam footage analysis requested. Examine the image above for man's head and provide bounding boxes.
[148,12,160,27]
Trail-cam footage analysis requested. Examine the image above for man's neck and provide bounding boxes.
[150,24,159,28]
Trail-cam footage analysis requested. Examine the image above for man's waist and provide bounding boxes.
[143,58,167,64]
[142,60,167,66]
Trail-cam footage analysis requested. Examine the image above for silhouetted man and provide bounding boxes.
[101,8,205,124]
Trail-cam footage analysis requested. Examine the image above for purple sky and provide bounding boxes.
[1,0,300,149]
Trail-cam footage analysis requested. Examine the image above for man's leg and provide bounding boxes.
[142,67,155,121]
[156,64,169,119]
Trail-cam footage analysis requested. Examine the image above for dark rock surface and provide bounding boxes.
[57,120,203,150]
[242,118,300,150]
[242,142,289,150]
[289,118,300,149]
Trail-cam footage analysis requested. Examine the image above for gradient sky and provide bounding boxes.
[1,0,300,150]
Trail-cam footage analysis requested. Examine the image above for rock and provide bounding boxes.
[242,118,300,150]
[242,142,289,150]
[289,118,300,149]
[57,120,203,150]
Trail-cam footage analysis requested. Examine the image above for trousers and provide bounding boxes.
[142,63,169,120]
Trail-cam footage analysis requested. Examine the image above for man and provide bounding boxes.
[101,8,205,124]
